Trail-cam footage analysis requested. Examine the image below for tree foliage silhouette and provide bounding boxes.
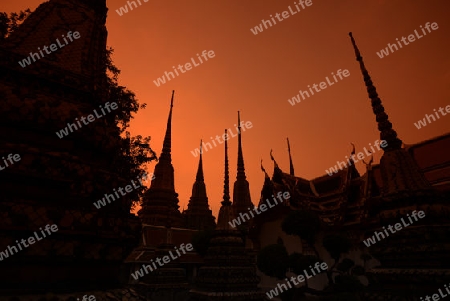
[0,9,31,40]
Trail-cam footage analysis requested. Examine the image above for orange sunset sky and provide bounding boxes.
[4,0,450,218]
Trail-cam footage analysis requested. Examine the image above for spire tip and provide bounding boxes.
[348,30,402,150]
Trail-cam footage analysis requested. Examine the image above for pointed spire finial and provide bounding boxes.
[349,33,402,151]
[287,138,295,176]
[195,139,204,182]
[161,91,175,161]
[222,129,231,206]
[236,111,246,180]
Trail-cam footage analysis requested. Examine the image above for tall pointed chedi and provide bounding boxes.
[189,130,265,301]
[232,111,254,218]
[349,32,433,199]
[349,33,447,300]
[183,140,216,230]
[219,129,233,229]
[138,91,183,227]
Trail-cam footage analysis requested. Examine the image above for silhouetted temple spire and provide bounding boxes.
[232,112,253,218]
[183,140,215,230]
[190,130,265,301]
[160,90,174,162]
[196,140,204,181]
[236,111,246,180]
[216,130,235,230]
[138,91,182,226]
[349,33,402,151]
[222,130,231,206]
[287,138,295,176]
[348,32,432,197]
[346,34,444,301]
[150,91,176,191]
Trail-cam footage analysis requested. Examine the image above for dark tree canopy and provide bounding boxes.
[0,9,31,40]
[104,46,157,209]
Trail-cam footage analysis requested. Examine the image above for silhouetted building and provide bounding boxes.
[183,141,216,231]
[349,32,449,301]
[232,112,254,220]
[127,93,215,301]
[138,91,184,227]
[190,130,265,301]
[3,1,449,299]
[250,33,450,299]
